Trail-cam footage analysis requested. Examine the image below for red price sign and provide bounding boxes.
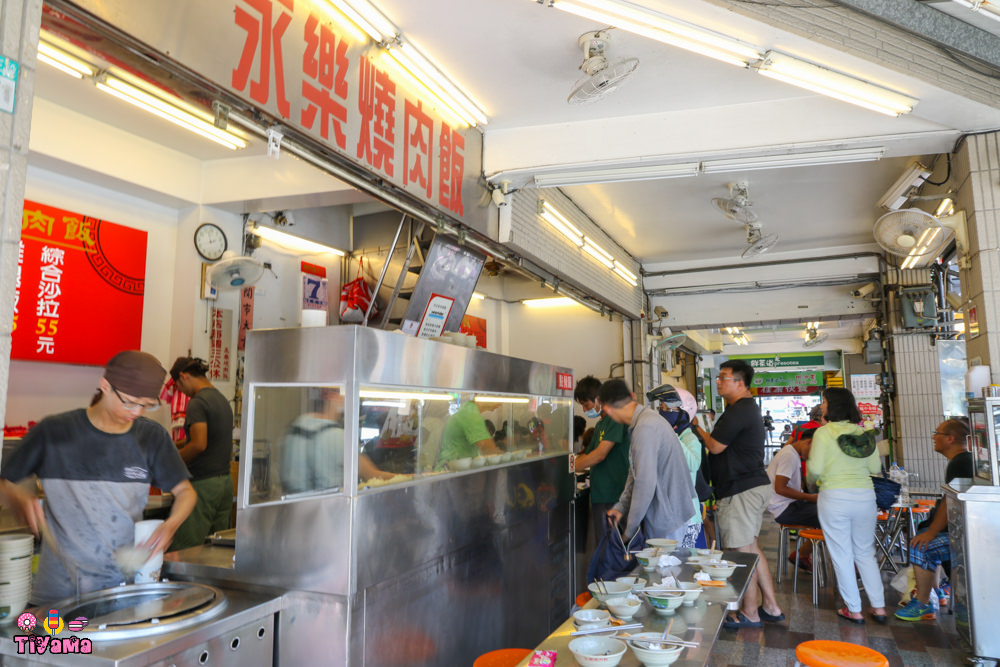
[14,201,147,365]
[556,372,574,391]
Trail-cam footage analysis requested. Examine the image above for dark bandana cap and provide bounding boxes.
[104,351,167,399]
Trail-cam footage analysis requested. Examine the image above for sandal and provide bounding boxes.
[722,611,763,629]
[837,607,865,625]
[758,606,785,623]
[870,612,889,624]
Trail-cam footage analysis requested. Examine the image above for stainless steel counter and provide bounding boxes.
[516,550,758,667]
[0,586,281,666]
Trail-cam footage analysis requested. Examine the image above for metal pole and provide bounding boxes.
[363,214,406,326]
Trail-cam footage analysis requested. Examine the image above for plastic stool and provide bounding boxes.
[777,524,812,583]
[794,528,829,606]
[473,648,532,667]
[915,498,937,507]
[794,640,888,667]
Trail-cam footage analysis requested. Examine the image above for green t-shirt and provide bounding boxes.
[586,416,631,504]
[439,402,491,464]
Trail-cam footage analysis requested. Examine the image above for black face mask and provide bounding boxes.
[658,408,691,434]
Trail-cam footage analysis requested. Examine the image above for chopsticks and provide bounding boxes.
[570,622,644,636]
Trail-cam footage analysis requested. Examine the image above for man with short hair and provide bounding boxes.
[767,428,819,570]
[896,418,972,622]
[695,359,783,628]
[600,380,695,542]
[574,376,630,544]
[169,357,236,551]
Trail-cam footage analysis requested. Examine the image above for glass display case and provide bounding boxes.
[967,398,1000,486]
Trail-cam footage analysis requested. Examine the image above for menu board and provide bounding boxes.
[13,200,147,365]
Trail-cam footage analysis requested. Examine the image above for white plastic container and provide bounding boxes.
[133,520,164,584]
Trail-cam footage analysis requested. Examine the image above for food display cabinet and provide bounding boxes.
[168,325,576,667]
[945,398,1000,661]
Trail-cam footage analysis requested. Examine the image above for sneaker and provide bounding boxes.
[895,598,936,622]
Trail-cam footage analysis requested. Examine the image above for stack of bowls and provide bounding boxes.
[0,534,34,624]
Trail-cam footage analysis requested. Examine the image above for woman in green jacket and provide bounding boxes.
[807,387,887,625]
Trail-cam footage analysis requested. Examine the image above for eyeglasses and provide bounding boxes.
[111,386,161,412]
[931,431,947,437]
[717,376,739,383]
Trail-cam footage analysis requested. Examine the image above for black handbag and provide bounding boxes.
[586,516,644,584]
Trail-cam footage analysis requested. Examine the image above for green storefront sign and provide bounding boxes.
[751,371,821,388]
[729,353,825,370]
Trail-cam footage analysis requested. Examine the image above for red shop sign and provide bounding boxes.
[13,200,147,365]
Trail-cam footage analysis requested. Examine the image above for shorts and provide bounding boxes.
[909,530,951,571]
[775,500,821,528]
[716,484,770,549]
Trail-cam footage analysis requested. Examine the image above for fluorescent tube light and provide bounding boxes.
[359,390,454,401]
[552,0,761,67]
[96,75,247,150]
[540,202,584,246]
[250,225,346,255]
[324,0,396,42]
[614,260,638,286]
[327,0,487,127]
[474,396,531,404]
[878,160,931,210]
[534,162,700,187]
[951,0,1000,21]
[702,147,885,173]
[471,292,486,300]
[583,238,614,268]
[523,297,578,308]
[361,400,408,408]
[37,41,94,79]
[935,198,955,217]
[757,51,917,117]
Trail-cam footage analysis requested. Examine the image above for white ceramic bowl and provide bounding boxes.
[471,457,486,468]
[699,560,738,580]
[642,589,685,615]
[574,608,611,627]
[0,595,30,625]
[500,452,513,462]
[615,576,647,592]
[450,457,473,471]
[486,454,503,465]
[696,548,723,559]
[605,597,642,619]
[646,538,678,551]
[568,636,627,667]
[626,633,686,666]
[635,550,660,572]
[676,581,703,606]
[587,581,632,604]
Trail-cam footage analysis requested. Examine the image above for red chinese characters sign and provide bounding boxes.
[55,1,487,228]
[14,201,147,365]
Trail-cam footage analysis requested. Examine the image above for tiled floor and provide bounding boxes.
[710,520,979,667]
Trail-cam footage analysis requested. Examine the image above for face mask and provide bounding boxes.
[584,407,601,419]
[660,409,681,426]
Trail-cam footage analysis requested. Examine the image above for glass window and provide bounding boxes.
[248,385,346,504]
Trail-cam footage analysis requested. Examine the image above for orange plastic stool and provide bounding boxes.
[473,648,532,667]
[576,591,592,607]
[915,498,937,507]
[795,640,888,667]
[795,529,828,605]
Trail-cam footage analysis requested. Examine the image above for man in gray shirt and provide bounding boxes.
[602,380,696,541]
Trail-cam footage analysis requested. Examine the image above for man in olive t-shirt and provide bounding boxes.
[574,376,630,544]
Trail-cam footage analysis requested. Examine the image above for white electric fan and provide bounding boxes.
[567,31,639,105]
[208,251,265,290]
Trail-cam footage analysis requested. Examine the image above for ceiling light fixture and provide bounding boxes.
[540,201,585,246]
[474,396,531,404]
[935,198,955,217]
[96,74,247,150]
[534,162,700,187]
[471,292,486,300]
[359,390,454,401]
[878,160,931,210]
[37,40,95,79]
[614,260,638,287]
[950,0,1000,22]
[756,51,918,117]
[522,297,579,308]
[550,0,761,67]
[701,147,885,173]
[250,224,346,256]
[327,0,487,127]
[582,238,614,268]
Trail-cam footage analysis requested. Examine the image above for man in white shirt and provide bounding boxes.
[766,428,819,571]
